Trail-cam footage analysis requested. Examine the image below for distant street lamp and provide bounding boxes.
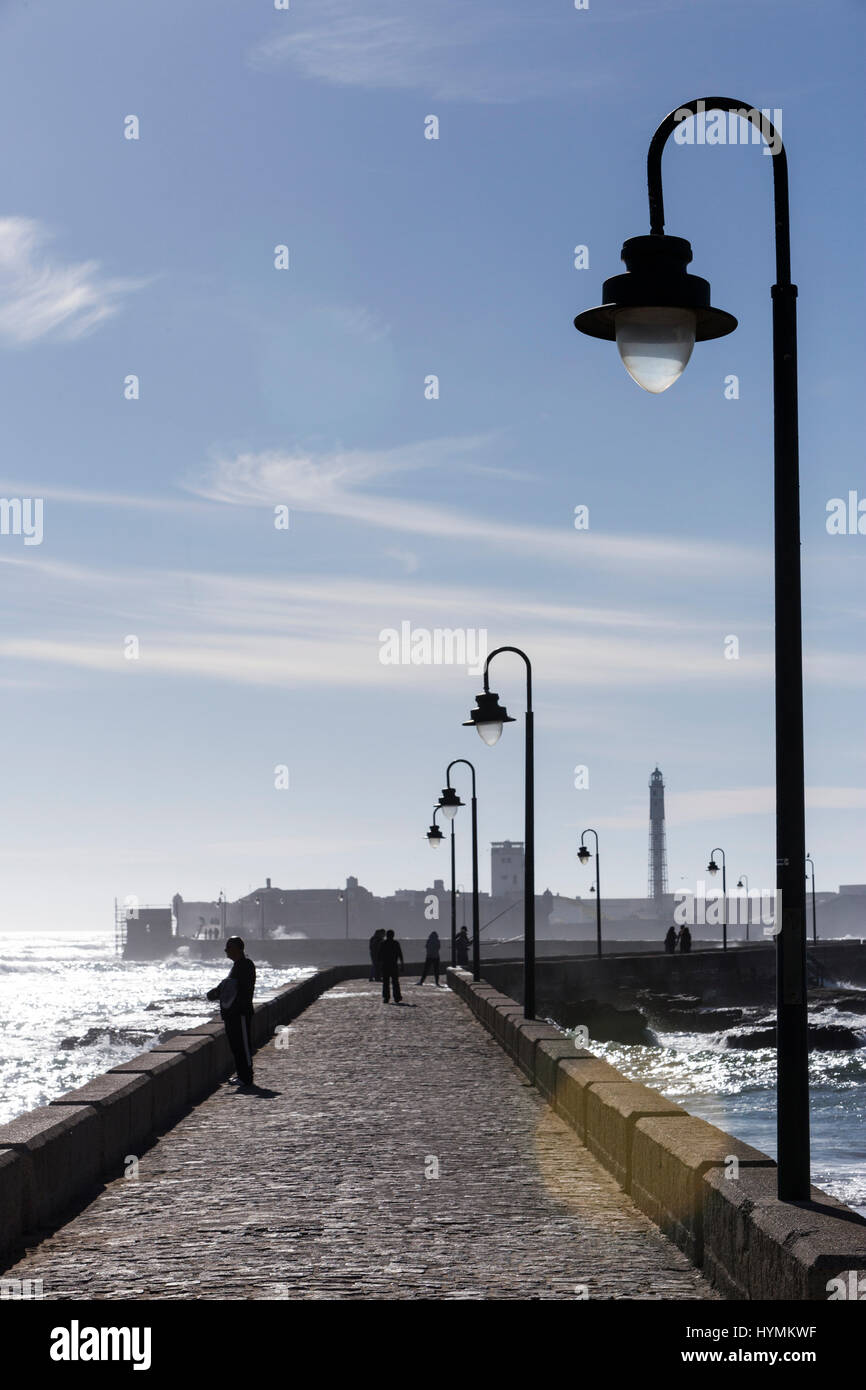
[736,874,750,943]
[255,895,265,938]
[577,829,603,959]
[425,808,444,848]
[438,758,481,980]
[574,95,809,1201]
[465,646,535,1018]
[805,854,818,944]
[706,849,727,951]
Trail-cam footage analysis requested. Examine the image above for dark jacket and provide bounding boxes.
[425,933,440,959]
[209,956,256,1018]
[378,938,403,972]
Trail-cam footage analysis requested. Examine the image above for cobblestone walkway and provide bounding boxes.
[7,983,718,1299]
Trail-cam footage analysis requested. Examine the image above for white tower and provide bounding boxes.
[648,767,669,900]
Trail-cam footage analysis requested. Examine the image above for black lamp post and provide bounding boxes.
[425,807,451,958]
[465,646,535,1019]
[438,759,481,981]
[577,829,602,959]
[737,874,750,943]
[575,97,809,1200]
[337,887,349,939]
[425,809,444,848]
[707,849,727,952]
[805,854,817,944]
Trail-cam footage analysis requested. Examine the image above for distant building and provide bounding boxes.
[648,766,669,900]
[491,841,524,897]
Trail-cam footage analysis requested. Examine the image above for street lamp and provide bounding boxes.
[438,759,481,981]
[577,829,602,959]
[706,850,727,952]
[805,854,817,944]
[465,646,535,1018]
[575,98,810,1201]
[425,809,444,848]
[736,874,750,943]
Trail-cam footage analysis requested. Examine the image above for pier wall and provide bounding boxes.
[479,940,866,1016]
[446,967,866,1300]
[0,965,371,1268]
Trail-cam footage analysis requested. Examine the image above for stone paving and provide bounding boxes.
[6,982,718,1299]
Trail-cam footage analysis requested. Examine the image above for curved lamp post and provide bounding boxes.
[465,646,535,1018]
[425,807,452,965]
[707,849,727,952]
[575,98,809,1201]
[736,874,750,943]
[577,829,602,959]
[805,854,817,944]
[438,759,480,980]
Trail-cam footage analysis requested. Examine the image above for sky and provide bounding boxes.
[0,0,863,931]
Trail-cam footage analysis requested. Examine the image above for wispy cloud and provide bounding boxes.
[0,554,782,694]
[248,1,613,103]
[185,440,769,576]
[0,218,145,344]
[594,784,866,829]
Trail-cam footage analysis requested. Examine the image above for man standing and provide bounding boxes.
[417,929,442,986]
[379,929,403,1004]
[207,935,256,1088]
[369,928,385,982]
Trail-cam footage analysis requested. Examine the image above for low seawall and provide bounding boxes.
[446,967,866,1300]
[0,964,371,1269]
[480,940,866,1016]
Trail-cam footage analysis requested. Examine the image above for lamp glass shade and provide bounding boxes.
[577,848,591,864]
[439,801,459,820]
[615,306,696,393]
[707,861,719,876]
[476,720,503,747]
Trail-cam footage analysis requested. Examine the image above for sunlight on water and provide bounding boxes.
[0,930,313,1124]
[556,1023,866,1215]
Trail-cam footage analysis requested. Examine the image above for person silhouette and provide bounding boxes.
[418,930,442,986]
[680,925,692,954]
[455,926,470,969]
[206,936,256,1088]
[379,929,404,1004]
[369,928,385,982]
[664,925,677,954]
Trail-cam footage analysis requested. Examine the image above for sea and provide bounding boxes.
[0,930,312,1126]
[1,930,863,1216]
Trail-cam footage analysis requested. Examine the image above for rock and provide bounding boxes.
[556,998,653,1045]
[726,1023,863,1051]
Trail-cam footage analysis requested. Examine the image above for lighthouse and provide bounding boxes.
[647,767,669,901]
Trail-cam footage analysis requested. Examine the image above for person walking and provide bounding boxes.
[417,930,442,986]
[679,924,692,954]
[379,929,404,1004]
[207,935,256,1088]
[455,926,470,969]
[664,925,677,954]
[369,928,385,982]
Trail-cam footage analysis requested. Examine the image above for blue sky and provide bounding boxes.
[0,0,863,931]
